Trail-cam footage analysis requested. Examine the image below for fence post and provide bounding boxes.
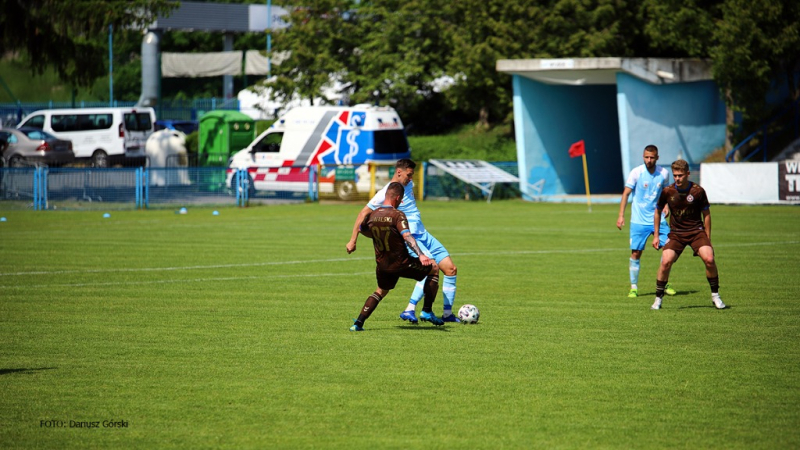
[32,168,39,210]
[145,168,150,209]
[135,167,141,208]
[42,167,48,210]
[308,165,317,202]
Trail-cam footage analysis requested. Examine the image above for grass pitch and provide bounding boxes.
[1,202,799,449]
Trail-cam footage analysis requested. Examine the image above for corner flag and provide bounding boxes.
[568,140,585,158]
[568,140,592,212]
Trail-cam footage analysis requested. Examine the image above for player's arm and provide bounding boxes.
[403,232,432,266]
[347,205,373,254]
[653,195,665,250]
[702,208,711,240]
[617,187,633,229]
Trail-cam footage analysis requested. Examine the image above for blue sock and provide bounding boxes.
[629,258,640,287]
[442,275,457,315]
[406,279,425,311]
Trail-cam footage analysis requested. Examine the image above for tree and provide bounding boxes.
[0,0,175,88]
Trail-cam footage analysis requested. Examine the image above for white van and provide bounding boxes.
[226,104,410,199]
[17,107,157,167]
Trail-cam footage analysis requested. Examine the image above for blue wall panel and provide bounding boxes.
[616,73,726,179]
[514,76,622,197]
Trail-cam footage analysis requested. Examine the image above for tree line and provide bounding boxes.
[3,0,799,142]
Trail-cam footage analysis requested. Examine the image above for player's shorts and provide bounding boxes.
[376,258,430,290]
[630,222,669,251]
[407,231,450,263]
[663,229,712,257]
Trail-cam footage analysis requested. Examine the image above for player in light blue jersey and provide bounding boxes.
[617,145,676,298]
[347,159,459,323]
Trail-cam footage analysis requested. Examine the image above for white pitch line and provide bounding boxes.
[0,240,796,278]
[6,272,375,289]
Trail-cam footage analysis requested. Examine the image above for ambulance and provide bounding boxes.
[225,104,410,199]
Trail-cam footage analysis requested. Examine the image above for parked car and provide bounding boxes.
[0,127,75,167]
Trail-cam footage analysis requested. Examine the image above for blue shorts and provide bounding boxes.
[407,231,450,263]
[630,222,669,251]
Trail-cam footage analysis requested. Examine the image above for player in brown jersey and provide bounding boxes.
[651,160,726,310]
[349,182,444,331]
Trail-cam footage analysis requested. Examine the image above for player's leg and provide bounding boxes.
[652,245,681,310]
[412,263,444,326]
[401,235,433,322]
[658,220,677,296]
[696,243,726,309]
[437,256,458,320]
[628,223,649,297]
[351,287,390,331]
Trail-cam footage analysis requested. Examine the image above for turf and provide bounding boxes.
[1,202,798,449]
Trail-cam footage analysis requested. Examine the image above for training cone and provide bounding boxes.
[103,213,111,218]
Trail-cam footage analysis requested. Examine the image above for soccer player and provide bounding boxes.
[346,159,459,323]
[650,160,726,310]
[349,182,443,331]
[616,145,676,298]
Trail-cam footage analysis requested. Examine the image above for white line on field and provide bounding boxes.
[1,240,795,278]
[7,272,375,289]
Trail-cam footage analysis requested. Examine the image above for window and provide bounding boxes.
[22,115,45,129]
[373,130,410,155]
[253,132,283,153]
[124,113,153,132]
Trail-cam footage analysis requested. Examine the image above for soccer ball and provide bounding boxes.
[457,304,480,324]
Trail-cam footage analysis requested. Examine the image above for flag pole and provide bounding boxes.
[581,153,592,212]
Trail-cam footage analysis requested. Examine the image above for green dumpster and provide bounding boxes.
[198,110,255,191]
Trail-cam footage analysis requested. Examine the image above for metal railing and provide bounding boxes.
[726,98,800,162]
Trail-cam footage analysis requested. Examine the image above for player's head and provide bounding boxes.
[643,145,659,169]
[393,159,416,186]
[671,159,690,188]
[385,181,405,207]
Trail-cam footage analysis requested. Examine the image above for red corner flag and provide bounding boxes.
[568,140,586,158]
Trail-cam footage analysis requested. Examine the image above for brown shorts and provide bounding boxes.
[664,230,712,257]
[376,258,430,290]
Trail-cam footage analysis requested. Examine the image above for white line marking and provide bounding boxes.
[6,272,375,289]
[0,240,796,278]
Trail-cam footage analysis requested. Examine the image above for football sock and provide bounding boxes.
[655,279,667,299]
[707,276,720,294]
[355,291,384,327]
[442,275,457,316]
[421,275,439,313]
[629,258,640,287]
[407,279,425,310]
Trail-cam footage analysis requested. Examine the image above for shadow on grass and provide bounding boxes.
[638,289,701,297]
[678,305,732,310]
[0,367,58,376]
[395,325,451,331]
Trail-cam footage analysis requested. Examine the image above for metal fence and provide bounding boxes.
[0,161,521,211]
[0,98,240,128]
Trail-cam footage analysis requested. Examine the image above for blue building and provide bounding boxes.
[497,58,727,200]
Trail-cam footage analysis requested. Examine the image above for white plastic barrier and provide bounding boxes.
[701,162,800,204]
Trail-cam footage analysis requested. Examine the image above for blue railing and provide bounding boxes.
[726,98,800,162]
[0,98,240,127]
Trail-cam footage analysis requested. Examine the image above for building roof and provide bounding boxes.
[496,58,713,85]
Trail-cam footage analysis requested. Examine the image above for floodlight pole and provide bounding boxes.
[109,24,114,106]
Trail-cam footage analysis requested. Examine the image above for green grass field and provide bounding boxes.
[1,202,799,449]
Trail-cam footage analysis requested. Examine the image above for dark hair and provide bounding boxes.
[644,145,658,154]
[395,159,416,170]
[386,181,404,198]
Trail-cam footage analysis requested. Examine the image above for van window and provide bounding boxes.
[373,130,409,154]
[22,115,45,129]
[253,132,283,153]
[51,114,113,132]
[124,113,153,132]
